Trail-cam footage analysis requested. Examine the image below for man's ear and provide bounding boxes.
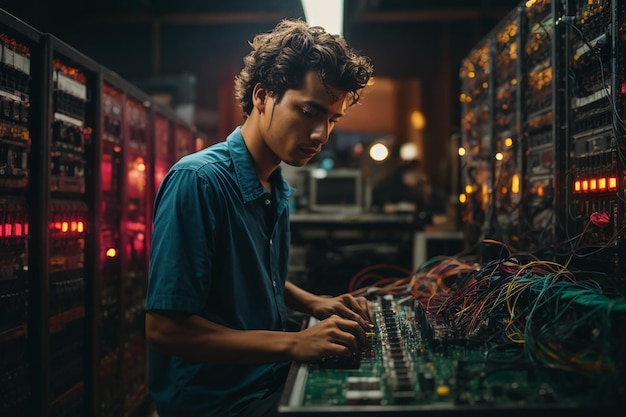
[251,83,268,112]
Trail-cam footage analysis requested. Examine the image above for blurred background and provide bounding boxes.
[1,0,521,209]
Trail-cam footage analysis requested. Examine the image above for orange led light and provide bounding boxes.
[106,248,117,258]
[599,178,607,190]
[575,180,581,192]
[582,180,589,191]
[78,222,84,233]
[62,222,69,233]
[590,178,597,191]
[511,174,520,194]
[609,177,617,189]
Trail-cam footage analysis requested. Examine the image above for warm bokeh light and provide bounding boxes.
[311,167,328,179]
[399,142,418,161]
[410,110,426,130]
[369,142,389,162]
[511,173,520,194]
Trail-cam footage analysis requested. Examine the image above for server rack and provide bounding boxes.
[45,33,99,417]
[119,82,152,416]
[93,70,153,417]
[93,77,124,417]
[519,0,561,251]
[564,0,626,288]
[459,0,569,258]
[459,36,494,251]
[489,6,524,246]
[0,10,40,417]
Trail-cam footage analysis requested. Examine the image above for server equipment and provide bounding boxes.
[460,0,567,254]
[490,9,523,247]
[459,37,493,249]
[520,0,566,252]
[458,0,626,291]
[46,35,97,417]
[564,0,626,285]
[0,12,39,417]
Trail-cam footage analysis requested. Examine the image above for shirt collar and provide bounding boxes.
[227,126,294,204]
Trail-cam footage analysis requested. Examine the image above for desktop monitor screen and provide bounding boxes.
[308,169,363,213]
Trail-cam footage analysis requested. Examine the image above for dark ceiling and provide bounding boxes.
[0,0,523,136]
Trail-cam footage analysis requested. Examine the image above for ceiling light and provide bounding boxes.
[301,0,344,37]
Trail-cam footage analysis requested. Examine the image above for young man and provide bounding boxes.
[145,19,374,417]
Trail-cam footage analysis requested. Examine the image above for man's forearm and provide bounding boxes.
[284,281,323,316]
[145,310,297,364]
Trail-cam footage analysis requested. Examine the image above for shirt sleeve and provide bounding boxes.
[146,168,215,314]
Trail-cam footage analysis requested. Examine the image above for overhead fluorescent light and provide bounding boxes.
[301,0,344,37]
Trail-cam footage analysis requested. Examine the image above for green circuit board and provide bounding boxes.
[282,295,622,413]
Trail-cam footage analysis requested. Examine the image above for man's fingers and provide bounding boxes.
[333,315,367,348]
[343,295,372,328]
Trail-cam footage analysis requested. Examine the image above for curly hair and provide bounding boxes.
[234,18,373,117]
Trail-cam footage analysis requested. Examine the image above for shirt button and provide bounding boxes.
[264,199,270,205]
[269,239,273,245]
[273,281,276,287]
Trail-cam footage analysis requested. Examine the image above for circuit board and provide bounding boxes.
[278,294,622,416]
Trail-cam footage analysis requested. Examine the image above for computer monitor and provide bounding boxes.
[308,168,363,214]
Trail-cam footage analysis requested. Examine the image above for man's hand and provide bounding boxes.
[309,293,373,331]
[289,314,366,363]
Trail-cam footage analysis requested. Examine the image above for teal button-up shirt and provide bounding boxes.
[146,126,294,416]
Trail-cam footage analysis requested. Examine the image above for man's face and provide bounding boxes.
[260,70,348,167]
